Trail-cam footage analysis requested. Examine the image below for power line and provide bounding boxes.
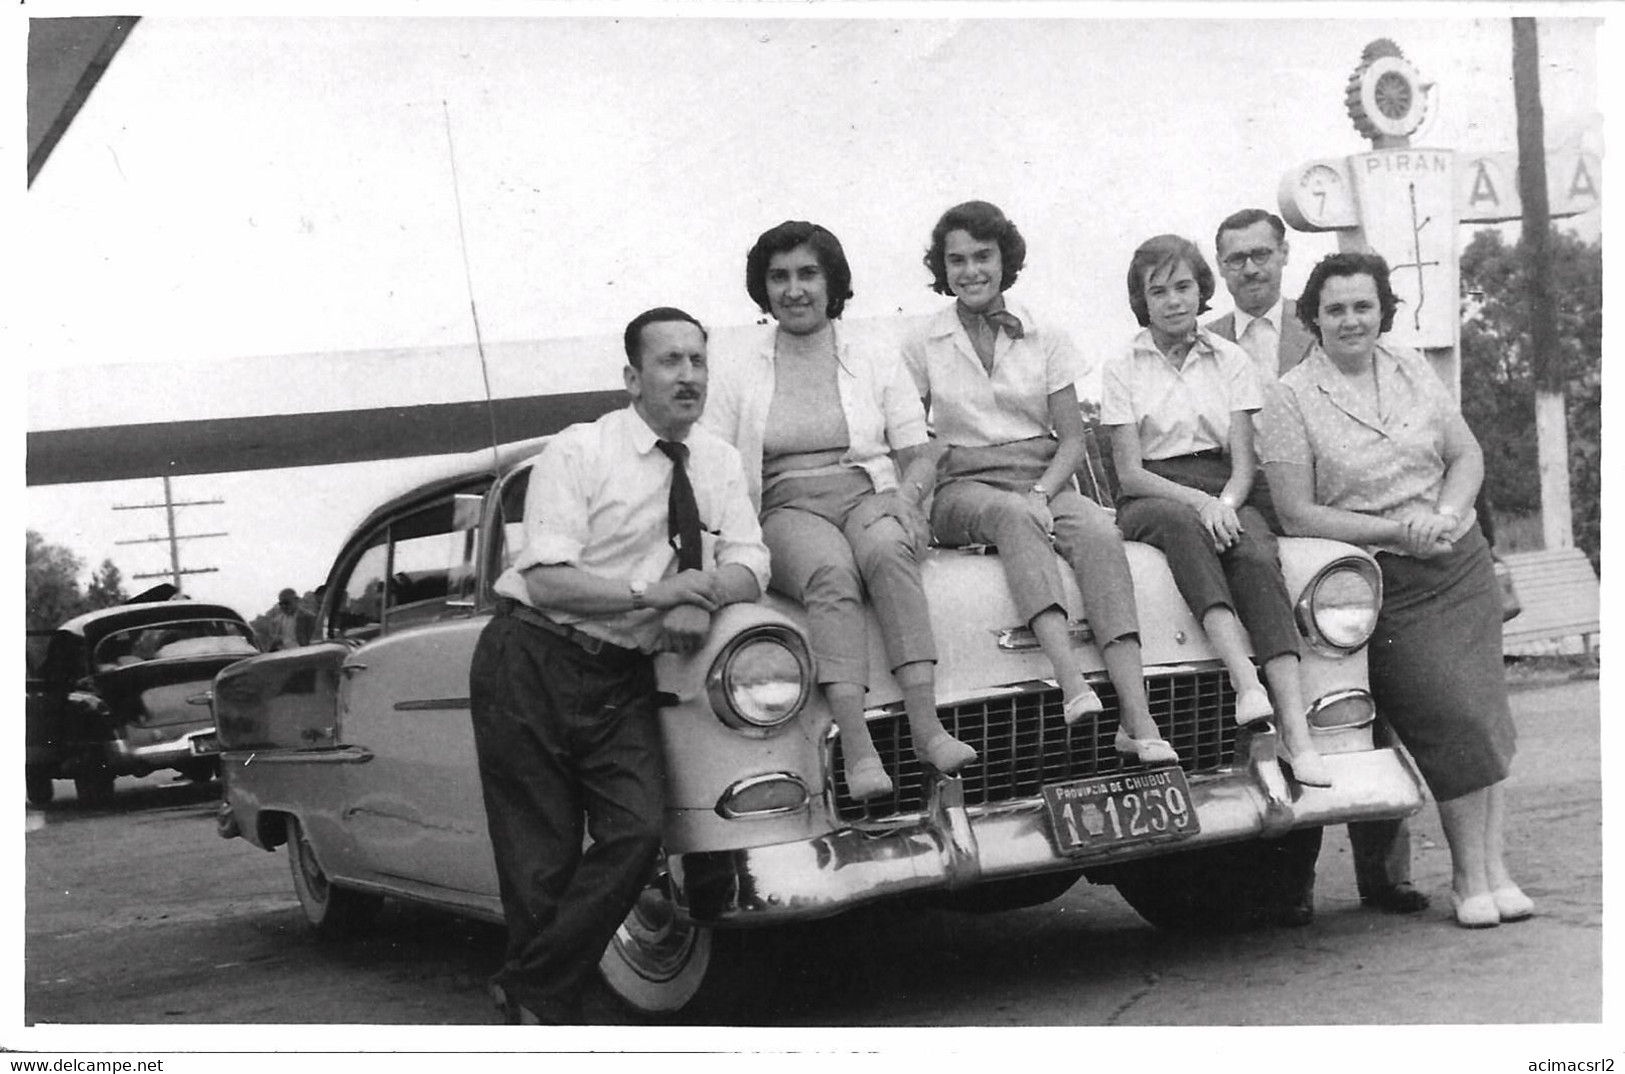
[112,476,227,592]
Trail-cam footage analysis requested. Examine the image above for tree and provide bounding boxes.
[27,531,87,630]
[84,559,128,610]
[1458,227,1602,569]
[26,531,131,630]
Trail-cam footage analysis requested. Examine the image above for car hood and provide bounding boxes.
[761,538,1362,709]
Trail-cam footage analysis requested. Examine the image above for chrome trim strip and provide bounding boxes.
[996,620,1096,652]
[393,697,471,711]
[223,746,374,766]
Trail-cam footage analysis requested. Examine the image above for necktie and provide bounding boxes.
[1240,316,1278,378]
[983,309,1025,341]
[655,440,703,572]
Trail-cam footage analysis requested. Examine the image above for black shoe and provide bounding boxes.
[1361,882,1431,914]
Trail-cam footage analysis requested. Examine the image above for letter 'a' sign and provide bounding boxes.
[1457,150,1602,223]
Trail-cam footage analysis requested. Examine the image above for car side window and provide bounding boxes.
[378,487,486,634]
[491,466,532,585]
[332,534,388,640]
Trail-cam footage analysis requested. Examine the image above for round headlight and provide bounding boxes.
[1297,558,1381,653]
[706,627,811,733]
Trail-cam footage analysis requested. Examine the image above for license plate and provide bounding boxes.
[1041,766,1199,855]
[189,731,221,756]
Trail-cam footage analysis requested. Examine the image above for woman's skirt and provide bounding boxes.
[1369,524,1516,801]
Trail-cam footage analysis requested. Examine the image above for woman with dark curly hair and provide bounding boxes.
[903,201,1172,764]
[1259,250,1526,927]
[1100,233,1329,786]
[706,220,975,801]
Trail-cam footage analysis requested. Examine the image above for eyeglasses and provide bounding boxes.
[1220,247,1280,271]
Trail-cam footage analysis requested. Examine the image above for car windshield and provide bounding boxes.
[91,619,257,671]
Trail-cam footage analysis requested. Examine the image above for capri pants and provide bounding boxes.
[760,468,936,687]
[931,437,1139,646]
[1114,451,1300,663]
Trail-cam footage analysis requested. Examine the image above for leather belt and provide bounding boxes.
[495,599,641,660]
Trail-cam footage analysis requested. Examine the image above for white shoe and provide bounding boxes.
[1491,884,1535,922]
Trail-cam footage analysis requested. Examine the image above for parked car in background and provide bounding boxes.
[214,434,1426,1018]
[27,593,259,806]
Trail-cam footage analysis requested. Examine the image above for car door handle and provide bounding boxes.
[186,690,214,706]
[340,662,368,677]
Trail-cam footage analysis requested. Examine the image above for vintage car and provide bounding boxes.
[27,595,260,806]
[214,433,1426,1017]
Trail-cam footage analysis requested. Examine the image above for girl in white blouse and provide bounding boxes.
[1101,234,1328,787]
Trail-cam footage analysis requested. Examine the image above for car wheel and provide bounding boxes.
[26,767,55,806]
[286,816,382,937]
[73,771,116,807]
[1102,829,1322,932]
[598,860,760,1021]
[936,868,1085,914]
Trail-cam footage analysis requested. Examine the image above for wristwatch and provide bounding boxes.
[1030,483,1049,499]
[629,580,649,610]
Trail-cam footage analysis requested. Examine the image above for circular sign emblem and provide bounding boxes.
[1346,42,1429,142]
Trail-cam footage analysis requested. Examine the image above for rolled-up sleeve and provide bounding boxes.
[1228,349,1265,413]
[900,334,932,400]
[1045,330,1085,394]
[1256,381,1311,468]
[509,438,590,572]
[880,353,930,450]
[1099,352,1135,426]
[710,447,772,592]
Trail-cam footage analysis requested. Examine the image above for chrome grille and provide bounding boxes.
[831,672,1239,822]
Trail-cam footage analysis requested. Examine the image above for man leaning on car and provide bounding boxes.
[470,305,770,1025]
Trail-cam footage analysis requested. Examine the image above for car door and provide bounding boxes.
[337,486,500,896]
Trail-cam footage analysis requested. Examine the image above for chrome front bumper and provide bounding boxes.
[670,744,1426,926]
[104,729,215,773]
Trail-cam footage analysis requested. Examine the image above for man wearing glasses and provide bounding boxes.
[1207,209,1312,381]
[1208,207,1430,926]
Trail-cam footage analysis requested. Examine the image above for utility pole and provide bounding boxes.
[113,476,227,593]
[1513,17,1573,551]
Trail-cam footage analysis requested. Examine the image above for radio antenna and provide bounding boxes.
[442,100,502,475]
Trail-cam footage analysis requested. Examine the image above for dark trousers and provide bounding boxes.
[468,609,665,1021]
[1270,819,1411,910]
[1115,453,1300,663]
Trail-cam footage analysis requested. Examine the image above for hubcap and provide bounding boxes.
[295,829,330,903]
[607,875,699,983]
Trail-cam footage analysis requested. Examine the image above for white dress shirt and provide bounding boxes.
[495,405,771,651]
[1234,297,1285,382]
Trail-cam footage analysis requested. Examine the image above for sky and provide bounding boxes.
[8,0,1618,1059]
[19,9,1607,621]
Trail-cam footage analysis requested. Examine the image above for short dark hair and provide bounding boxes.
[1295,251,1400,342]
[923,200,1027,296]
[744,221,854,320]
[1126,234,1215,327]
[1213,208,1286,255]
[623,307,708,368]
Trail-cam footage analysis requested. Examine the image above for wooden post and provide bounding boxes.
[1512,17,1574,551]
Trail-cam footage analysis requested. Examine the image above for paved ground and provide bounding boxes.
[17,676,1602,1043]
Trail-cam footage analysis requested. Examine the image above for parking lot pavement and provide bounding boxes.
[20,679,1600,1031]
